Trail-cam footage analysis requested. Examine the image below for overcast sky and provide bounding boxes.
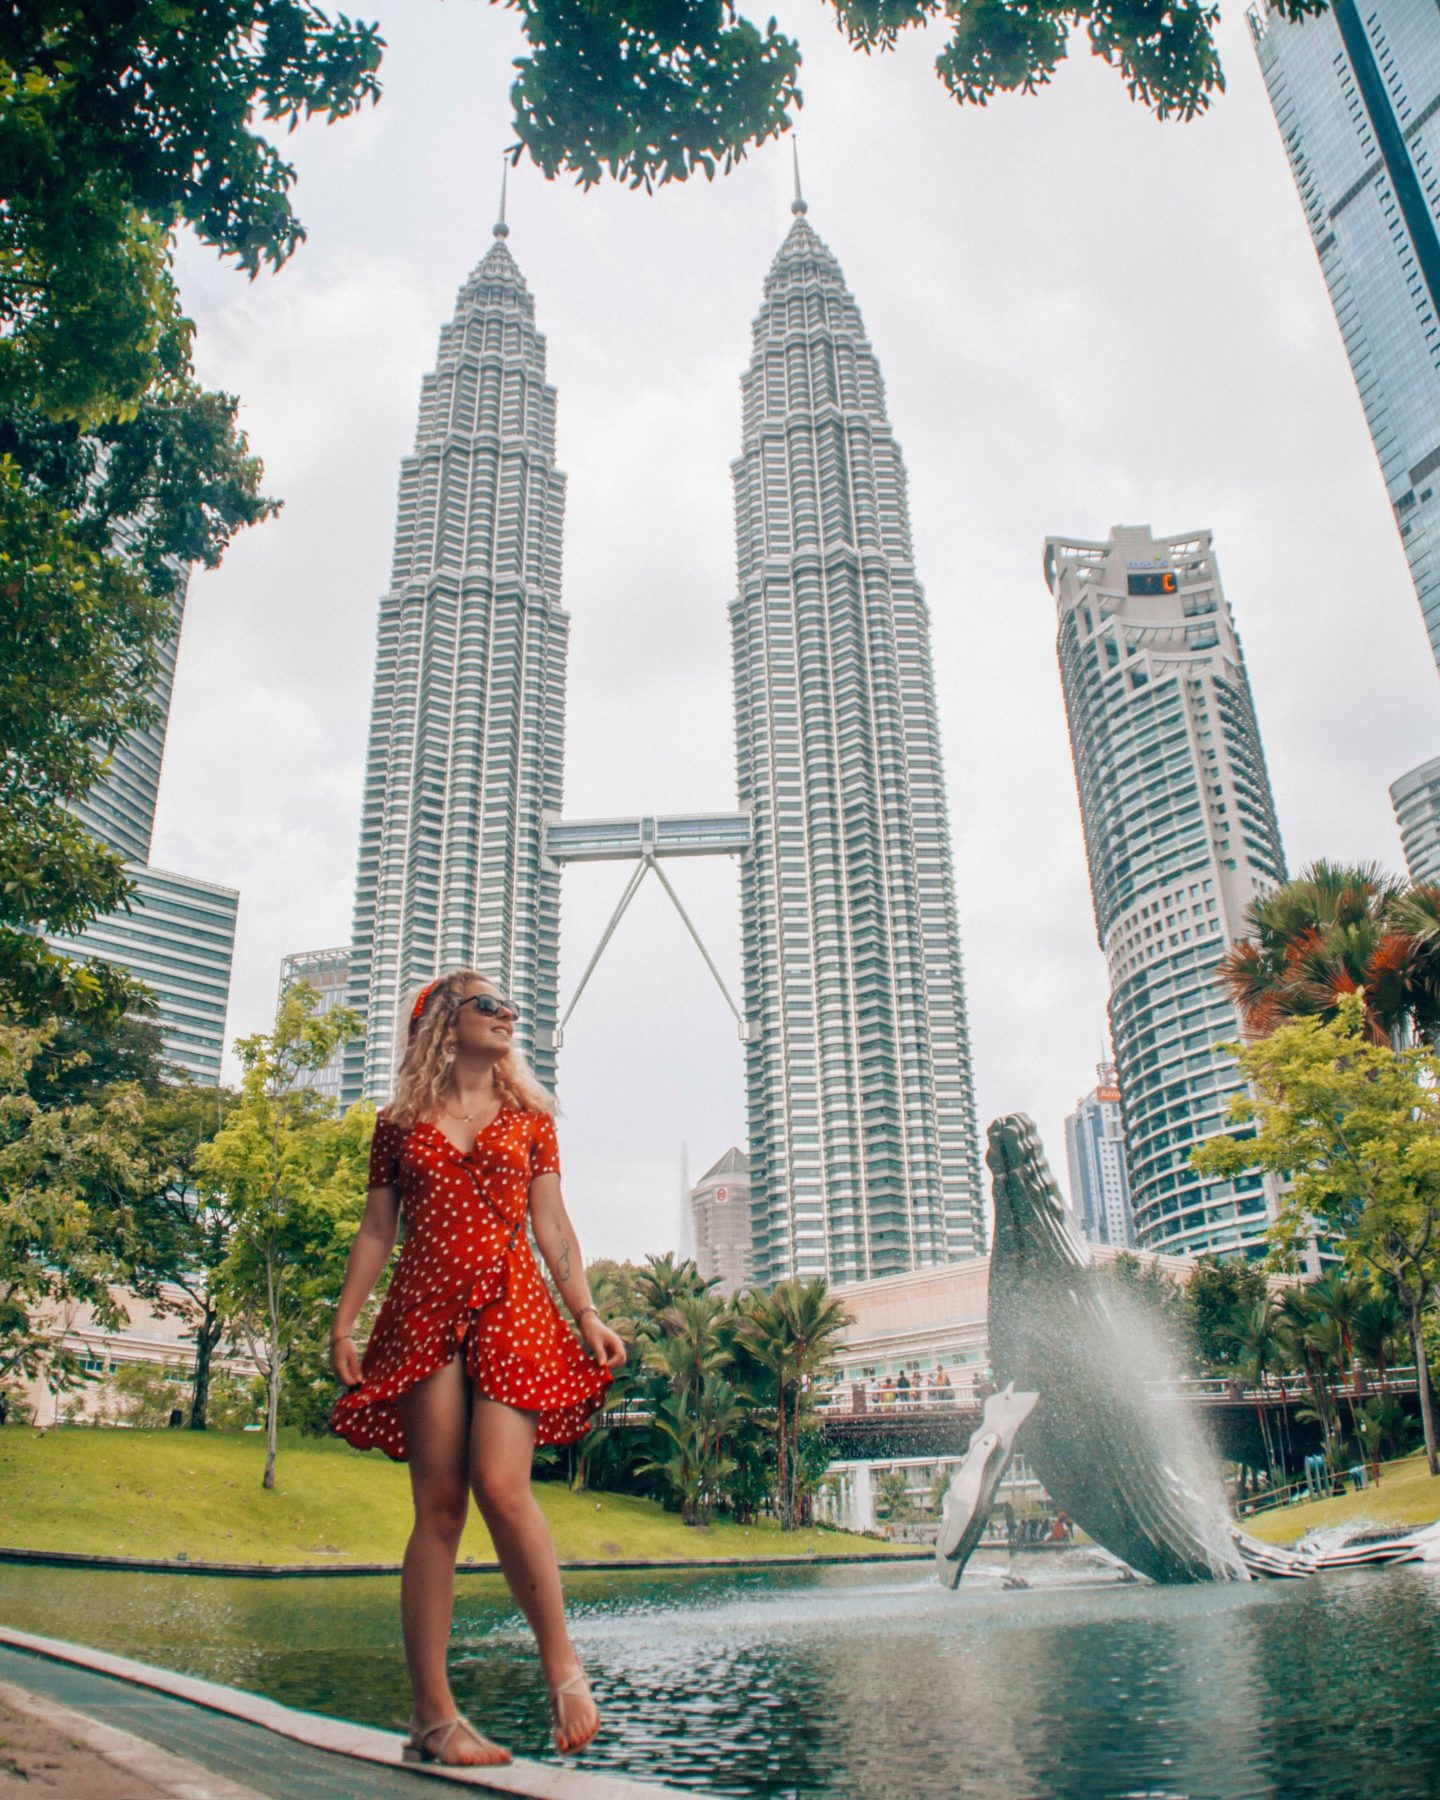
[155,1,1440,1265]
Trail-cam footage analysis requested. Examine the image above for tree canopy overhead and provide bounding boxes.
[504,0,1336,189]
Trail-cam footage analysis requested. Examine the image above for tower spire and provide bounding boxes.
[790,137,807,216]
[495,158,510,239]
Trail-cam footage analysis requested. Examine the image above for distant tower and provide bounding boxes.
[1064,1062,1135,1249]
[691,1148,754,1297]
[730,198,983,1286]
[278,947,352,1107]
[343,208,568,1103]
[678,1142,695,1261]
[1045,525,1287,1258]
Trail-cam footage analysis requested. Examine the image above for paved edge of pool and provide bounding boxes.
[0,1624,700,1799]
[0,1544,932,1577]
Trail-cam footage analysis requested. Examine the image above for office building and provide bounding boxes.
[1045,524,1287,1258]
[1252,4,1440,841]
[1064,1061,1136,1249]
[344,217,568,1103]
[51,577,237,1082]
[1391,754,1440,882]
[690,1147,754,1296]
[730,198,983,1285]
[278,946,352,1106]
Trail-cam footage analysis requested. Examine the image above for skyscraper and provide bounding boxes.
[51,579,239,1084]
[1252,5,1440,838]
[1251,2,1440,671]
[730,199,983,1286]
[1064,1062,1136,1249]
[343,218,568,1104]
[1045,525,1287,1259]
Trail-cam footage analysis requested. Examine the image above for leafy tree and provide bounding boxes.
[876,1468,915,1524]
[195,988,365,1488]
[505,0,1336,191]
[1192,994,1440,1475]
[2,1,381,1021]
[108,1357,190,1428]
[0,1019,155,1396]
[131,1081,241,1429]
[1185,1255,1269,1373]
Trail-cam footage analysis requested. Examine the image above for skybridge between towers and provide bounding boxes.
[538,809,753,1051]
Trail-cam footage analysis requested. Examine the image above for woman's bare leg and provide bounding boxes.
[397,1357,510,1766]
[468,1397,599,1752]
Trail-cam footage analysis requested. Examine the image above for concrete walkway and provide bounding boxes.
[0,1627,698,1799]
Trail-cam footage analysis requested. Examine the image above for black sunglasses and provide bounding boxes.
[462,993,520,1023]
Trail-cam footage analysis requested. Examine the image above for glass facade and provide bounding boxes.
[278,946,352,1106]
[70,585,185,866]
[731,206,983,1285]
[1063,1063,1136,1249]
[1046,526,1287,1259]
[1391,753,1440,881]
[1251,1,1440,667]
[343,224,569,1104]
[54,866,239,1084]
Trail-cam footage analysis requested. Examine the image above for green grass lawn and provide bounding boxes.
[0,1426,912,1567]
[1242,1450,1440,1544]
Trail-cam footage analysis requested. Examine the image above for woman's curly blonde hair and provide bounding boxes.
[386,967,553,1130]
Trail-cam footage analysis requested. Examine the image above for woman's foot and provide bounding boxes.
[547,1663,600,1754]
[404,1713,511,1767]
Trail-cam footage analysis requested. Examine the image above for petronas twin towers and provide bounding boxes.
[343,195,984,1283]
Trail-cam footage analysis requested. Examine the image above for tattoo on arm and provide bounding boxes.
[558,1235,572,1283]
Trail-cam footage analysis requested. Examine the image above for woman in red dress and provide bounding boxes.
[329,968,626,1769]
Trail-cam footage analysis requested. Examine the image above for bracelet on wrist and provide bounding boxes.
[330,1331,353,1345]
[574,1305,599,1326]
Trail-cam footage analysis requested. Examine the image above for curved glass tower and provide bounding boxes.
[731,202,983,1285]
[344,222,568,1103]
[1046,525,1286,1259]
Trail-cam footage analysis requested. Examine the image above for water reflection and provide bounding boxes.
[1,1557,1438,1796]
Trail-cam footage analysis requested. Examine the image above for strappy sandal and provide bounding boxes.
[402,1713,511,1766]
[548,1665,599,1754]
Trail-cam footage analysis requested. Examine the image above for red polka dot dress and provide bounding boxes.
[331,1107,611,1460]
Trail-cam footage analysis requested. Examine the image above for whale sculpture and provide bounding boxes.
[930,1113,1440,1587]
[984,1113,1249,1584]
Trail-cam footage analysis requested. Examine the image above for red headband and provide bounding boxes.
[409,980,441,1035]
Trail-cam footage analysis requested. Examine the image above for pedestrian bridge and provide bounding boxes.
[601,1368,1422,1467]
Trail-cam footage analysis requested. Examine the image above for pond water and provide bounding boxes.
[2,1552,1439,1797]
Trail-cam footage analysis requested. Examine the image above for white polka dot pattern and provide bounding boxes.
[330,1109,611,1460]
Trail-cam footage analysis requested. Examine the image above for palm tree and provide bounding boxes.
[735,1278,851,1529]
[1274,1286,1337,1465]
[1350,1286,1405,1392]
[635,1251,713,1318]
[1219,861,1415,1046]
[1225,1294,1283,1481]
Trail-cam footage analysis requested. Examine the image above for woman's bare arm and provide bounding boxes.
[530,1173,626,1369]
[330,1184,401,1384]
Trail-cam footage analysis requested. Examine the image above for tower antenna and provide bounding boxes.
[791,137,807,216]
[495,158,510,238]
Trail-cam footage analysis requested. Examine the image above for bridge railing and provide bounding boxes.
[1168,1366,1419,1405]
[812,1379,987,1415]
